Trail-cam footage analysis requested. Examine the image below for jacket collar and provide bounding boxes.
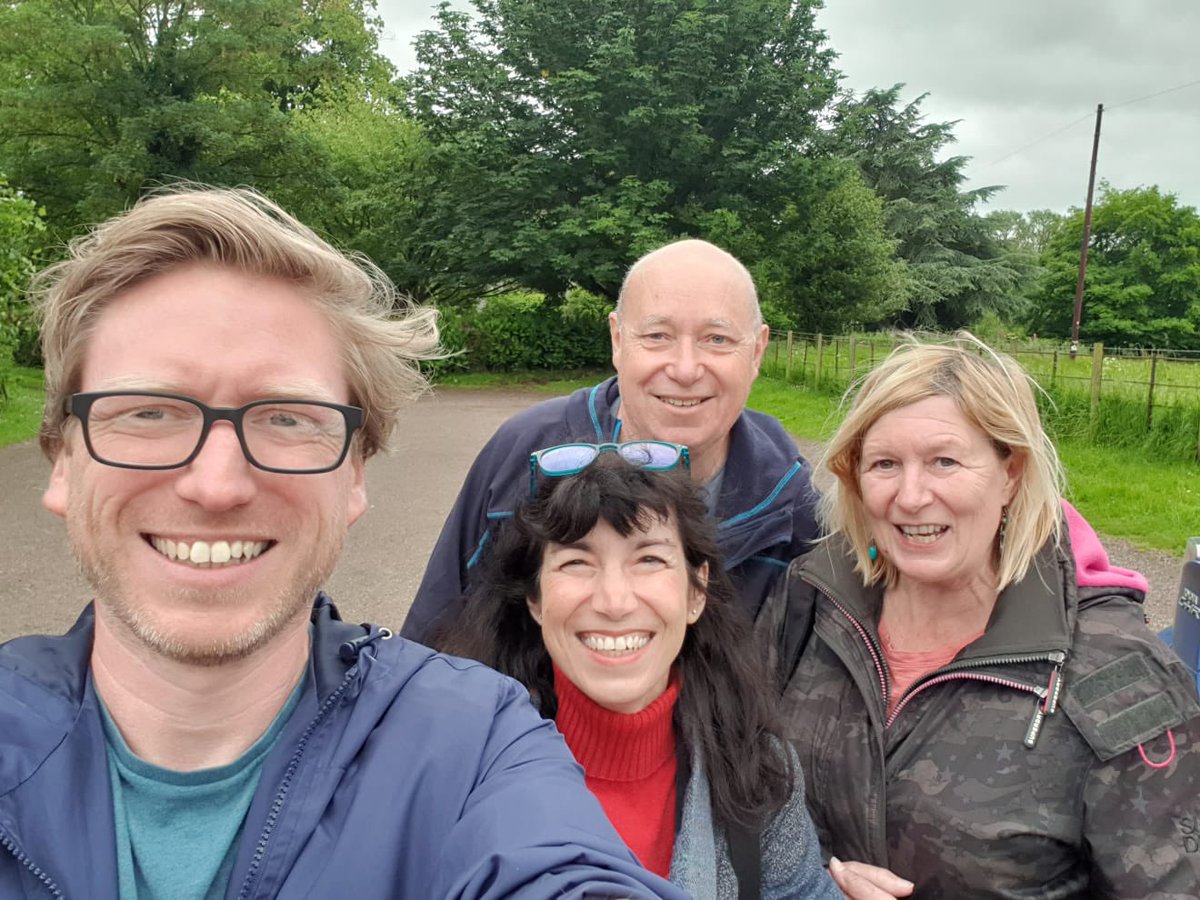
[797,530,1079,659]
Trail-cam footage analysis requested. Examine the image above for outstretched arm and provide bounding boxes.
[435,672,686,900]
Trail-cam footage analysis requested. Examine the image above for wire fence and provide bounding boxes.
[762,331,1200,464]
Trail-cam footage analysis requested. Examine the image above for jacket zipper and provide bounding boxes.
[822,588,1068,748]
[0,826,66,899]
[822,592,891,709]
[235,665,359,900]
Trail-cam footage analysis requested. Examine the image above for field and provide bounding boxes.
[762,333,1200,463]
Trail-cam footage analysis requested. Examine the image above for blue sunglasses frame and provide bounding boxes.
[528,441,690,497]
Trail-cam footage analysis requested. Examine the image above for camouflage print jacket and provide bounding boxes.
[758,528,1200,899]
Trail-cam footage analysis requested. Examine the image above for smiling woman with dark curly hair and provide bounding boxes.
[437,447,909,899]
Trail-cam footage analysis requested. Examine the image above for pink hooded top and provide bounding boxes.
[1061,499,1149,593]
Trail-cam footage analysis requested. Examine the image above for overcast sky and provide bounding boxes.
[375,0,1200,214]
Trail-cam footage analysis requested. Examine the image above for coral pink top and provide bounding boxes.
[879,621,984,715]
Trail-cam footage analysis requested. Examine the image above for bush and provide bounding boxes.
[424,305,469,376]
[456,289,612,372]
[0,179,48,366]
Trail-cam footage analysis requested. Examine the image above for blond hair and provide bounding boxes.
[819,332,1064,592]
[34,185,440,460]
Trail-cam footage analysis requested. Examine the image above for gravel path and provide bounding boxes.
[0,389,1185,641]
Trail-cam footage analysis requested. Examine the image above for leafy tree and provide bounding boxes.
[1027,184,1200,349]
[0,179,48,365]
[0,0,394,233]
[278,98,465,304]
[829,86,1023,329]
[986,208,1065,257]
[405,0,899,316]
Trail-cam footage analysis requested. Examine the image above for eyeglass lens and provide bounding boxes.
[83,394,350,471]
[537,441,682,476]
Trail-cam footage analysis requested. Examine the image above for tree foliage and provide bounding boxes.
[1027,184,1200,349]
[0,179,48,365]
[276,97,467,304]
[404,0,901,328]
[829,86,1024,329]
[0,0,394,233]
[986,208,1065,257]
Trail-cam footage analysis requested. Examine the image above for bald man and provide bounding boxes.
[402,240,819,642]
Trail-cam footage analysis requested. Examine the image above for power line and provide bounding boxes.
[985,112,1093,167]
[982,75,1200,169]
[1107,75,1200,110]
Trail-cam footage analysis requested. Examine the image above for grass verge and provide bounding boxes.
[433,370,606,396]
[0,366,44,447]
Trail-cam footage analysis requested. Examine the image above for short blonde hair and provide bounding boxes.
[819,332,1064,592]
[34,185,440,460]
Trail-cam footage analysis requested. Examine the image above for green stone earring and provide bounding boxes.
[868,542,878,561]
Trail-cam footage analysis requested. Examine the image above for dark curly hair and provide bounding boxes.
[435,453,793,830]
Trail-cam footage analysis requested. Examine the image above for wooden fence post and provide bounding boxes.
[1146,353,1159,432]
[815,334,825,387]
[1089,343,1104,425]
[1051,349,1058,389]
[848,335,858,383]
[785,331,794,383]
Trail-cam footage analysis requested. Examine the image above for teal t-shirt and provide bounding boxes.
[99,673,305,900]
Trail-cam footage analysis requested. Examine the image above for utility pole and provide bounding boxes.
[1070,103,1103,359]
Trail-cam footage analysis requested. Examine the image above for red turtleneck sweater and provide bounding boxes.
[552,666,680,878]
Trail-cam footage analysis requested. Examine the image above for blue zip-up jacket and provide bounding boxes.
[0,596,685,900]
[403,377,819,641]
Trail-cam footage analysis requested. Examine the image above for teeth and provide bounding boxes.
[581,633,651,654]
[662,397,701,408]
[150,536,268,567]
[900,525,946,544]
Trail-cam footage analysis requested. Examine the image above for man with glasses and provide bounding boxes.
[404,239,820,643]
[0,187,682,899]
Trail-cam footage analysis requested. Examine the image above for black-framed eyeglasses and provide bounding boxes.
[66,391,364,474]
[528,441,690,497]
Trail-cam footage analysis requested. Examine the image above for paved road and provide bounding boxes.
[0,388,1184,642]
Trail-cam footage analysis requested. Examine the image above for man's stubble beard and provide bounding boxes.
[69,510,346,667]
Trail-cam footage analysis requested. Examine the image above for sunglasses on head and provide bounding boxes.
[528,441,690,497]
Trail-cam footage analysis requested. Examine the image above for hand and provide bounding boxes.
[829,856,915,899]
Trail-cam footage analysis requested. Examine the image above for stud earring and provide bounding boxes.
[868,542,878,562]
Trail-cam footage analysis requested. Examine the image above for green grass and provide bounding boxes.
[433,370,606,396]
[749,377,844,441]
[0,366,44,447]
[1056,442,1195,554]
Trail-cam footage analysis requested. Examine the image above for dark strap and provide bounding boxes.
[776,578,819,690]
[727,824,762,900]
